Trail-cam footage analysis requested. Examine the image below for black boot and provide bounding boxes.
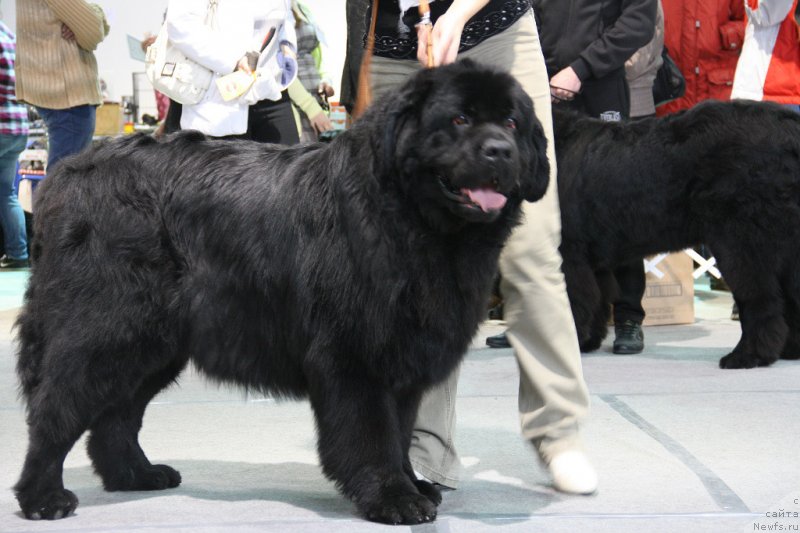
[486,332,511,348]
[613,320,644,354]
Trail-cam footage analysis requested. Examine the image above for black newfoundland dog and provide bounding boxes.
[553,100,800,369]
[13,60,549,524]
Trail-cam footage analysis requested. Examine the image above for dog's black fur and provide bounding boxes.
[13,60,549,524]
[553,100,800,369]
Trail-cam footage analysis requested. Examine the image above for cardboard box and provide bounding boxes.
[94,102,123,136]
[328,101,347,131]
[642,251,695,326]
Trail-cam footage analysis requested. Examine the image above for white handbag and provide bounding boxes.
[145,0,217,105]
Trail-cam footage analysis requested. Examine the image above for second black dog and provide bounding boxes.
[553,100,800,369]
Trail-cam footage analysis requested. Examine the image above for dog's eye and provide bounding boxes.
[452,115,470,127]
[505,118,517,130]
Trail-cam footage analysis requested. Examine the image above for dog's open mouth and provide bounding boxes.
[438,176,507,213]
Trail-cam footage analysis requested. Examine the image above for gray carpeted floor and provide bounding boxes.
[1,271,798,533]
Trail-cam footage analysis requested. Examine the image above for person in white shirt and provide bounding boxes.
[166,0,299,143]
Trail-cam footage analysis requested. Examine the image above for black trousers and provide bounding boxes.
[240,91,299,145]
[561,67,630,121]
[612,260,646,324]
[162,91,299,145]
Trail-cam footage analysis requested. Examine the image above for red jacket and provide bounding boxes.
[658,0,746,115]
[731,0,800,104]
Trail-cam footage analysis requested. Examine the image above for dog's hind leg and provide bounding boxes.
[14,376,86,520]
[719,296,785,368]
[562,260,607,352]
[780,310,800,360]
[13,339,137,520]
[589,269,616,350]
[715,250,786,368]
[14,296,101,519]
[306,366,437,525]
[87,357,187,492]
[15,295,181,519]
[779,268,800,360]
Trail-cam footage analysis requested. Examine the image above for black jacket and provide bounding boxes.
[533,0,657,82]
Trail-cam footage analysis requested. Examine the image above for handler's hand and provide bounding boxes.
[310,111,333,134]
[549,67,582,103]
[61,23,76,42]
[416,12,464,66]
[318,82,335,98]
[235,54,257,74]
[141,33,157,52]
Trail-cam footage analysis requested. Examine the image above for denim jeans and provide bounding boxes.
[0,134,29,260]
[36,105,96,170]
[785,104,800,114]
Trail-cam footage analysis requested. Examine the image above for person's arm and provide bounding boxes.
[287,78,332,133]
[572,0,658,82]
[166,0,245,74]
[744,0,795,27]
[551,0,656,101]
[45,0,109,51]
[718,0,745,53]
[625,0,664,84]
[417,0,490,66]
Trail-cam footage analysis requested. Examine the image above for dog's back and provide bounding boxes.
[554,100,800,262]
[17,131,329,401]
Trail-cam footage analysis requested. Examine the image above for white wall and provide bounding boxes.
[1,0,347,106]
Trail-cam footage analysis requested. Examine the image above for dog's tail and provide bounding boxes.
[14,291,46,402]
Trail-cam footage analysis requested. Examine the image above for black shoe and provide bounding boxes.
[613,320,644,354]
[0,254,30,269]
[486,331,511,348]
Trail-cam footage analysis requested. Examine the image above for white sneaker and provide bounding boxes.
[413,469,434,484]
[547,450,598,495]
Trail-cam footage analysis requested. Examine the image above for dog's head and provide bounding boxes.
[369,59,549,230]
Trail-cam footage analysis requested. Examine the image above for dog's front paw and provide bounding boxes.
[413,479,442,506]
[361,491,438,525]
[18,488,78,520]
[579,337,602,353]
[140,464,182,490]
[103,464,181,491]
[719,351,773,369]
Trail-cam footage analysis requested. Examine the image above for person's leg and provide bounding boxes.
[246,92,300,145]
[464,12,596,493]
[369,55,462,488]
[612,259,646,354]
[368,57,421,98]
[162,100,183,135]
[577,71,630,121]
[36,105,96,170]
[0,134,29,262]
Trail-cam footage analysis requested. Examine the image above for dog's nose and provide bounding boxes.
[480,139,514,164]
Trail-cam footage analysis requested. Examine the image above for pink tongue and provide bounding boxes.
[463,188,507,212]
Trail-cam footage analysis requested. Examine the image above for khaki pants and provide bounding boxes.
[370,11,590,487]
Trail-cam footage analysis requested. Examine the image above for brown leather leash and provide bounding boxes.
[353,0,435,119]
[418,0,434,68]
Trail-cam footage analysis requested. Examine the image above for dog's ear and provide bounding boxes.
[522,113,551,203]
[378,69,436,171]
